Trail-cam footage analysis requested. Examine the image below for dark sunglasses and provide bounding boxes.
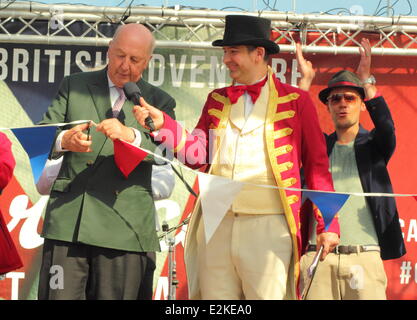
[327,93,359,104]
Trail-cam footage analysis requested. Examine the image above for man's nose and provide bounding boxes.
[337,103,348,110]
[120,57,130,70]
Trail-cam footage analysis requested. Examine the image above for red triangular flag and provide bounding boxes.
[114,139,148,178]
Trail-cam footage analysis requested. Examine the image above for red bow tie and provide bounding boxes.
[226,77,267,104]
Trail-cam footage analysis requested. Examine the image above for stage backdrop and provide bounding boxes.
[0,40,416,300]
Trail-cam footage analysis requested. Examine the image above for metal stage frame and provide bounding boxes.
[1,1,417,55]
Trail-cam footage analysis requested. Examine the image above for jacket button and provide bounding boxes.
[114,190,120,196]
[86,160,94,166]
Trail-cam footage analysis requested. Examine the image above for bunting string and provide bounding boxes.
[125,140,417,199]
[0,120,94,131]
[2,121,416,241]
[2,121,416,199]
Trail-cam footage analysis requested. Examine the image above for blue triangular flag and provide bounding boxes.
[11,126,57,184]
[304,191,349,231]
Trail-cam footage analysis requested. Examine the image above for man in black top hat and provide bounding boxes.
[134,14,339,300]
[297,39,405,299]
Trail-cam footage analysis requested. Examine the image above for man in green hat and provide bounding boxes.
[297,38,405,299]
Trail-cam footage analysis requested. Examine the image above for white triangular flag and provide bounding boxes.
[197,172,244,244]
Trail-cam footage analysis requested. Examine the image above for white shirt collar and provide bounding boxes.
[107,73,116,89]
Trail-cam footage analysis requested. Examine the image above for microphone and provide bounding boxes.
[123,82,155,131]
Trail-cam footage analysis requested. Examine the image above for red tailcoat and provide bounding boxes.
[159,70,339,299]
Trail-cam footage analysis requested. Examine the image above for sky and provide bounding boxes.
[21,0,416,16]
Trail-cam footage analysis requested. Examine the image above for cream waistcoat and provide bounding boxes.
[211,81,284,214]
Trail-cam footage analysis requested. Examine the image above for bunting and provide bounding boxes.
[197,172,243,243]
[4,123,416,237]
[111,142,417,238]
[303,191,350,231]
[113,139,148,178]
[11,126,57,184]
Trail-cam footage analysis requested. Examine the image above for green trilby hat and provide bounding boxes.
[319,70,365,104]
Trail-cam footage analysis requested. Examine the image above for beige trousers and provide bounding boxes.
[300,250,387,300]
[196,210,292,300]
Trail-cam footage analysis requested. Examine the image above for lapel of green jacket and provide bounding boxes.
[87,69,111,122]
[86,69,112,161]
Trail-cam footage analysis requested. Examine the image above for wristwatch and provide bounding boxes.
[362,75,376,85]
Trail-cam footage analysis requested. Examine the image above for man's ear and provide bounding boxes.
[107,40,113,58]
[256,46,266,61]
[144,54,153,69]
[360,100,366,112]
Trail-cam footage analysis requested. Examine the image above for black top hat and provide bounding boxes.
[212,15,280,54]
[318,70,365,104]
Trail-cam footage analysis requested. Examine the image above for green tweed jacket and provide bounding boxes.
[39,68,176,252]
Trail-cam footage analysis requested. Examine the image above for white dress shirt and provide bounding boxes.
[235,75,267,120]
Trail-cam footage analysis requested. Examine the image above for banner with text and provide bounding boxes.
[0,40,416,300]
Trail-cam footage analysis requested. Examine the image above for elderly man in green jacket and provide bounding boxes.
[37,23,176,300]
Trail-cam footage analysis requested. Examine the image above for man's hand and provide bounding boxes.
[357,38,377,100]
[133,97,165,131]
[96,118,135,142]
[356,38,372,82]
[296,43,315,91]
[316,232,339,261]
[61,122,92,152]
